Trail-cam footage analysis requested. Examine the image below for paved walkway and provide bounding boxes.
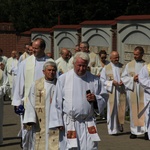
[0,100,149,150]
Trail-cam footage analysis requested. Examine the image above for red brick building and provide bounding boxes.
[0,23,31,57]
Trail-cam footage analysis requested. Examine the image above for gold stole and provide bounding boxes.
[35,77,59,150]
[35,77,46,150]
[105,63,126,124]
[128,60,145,126]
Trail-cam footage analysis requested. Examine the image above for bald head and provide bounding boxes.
[110,51,119,64]
[11,50,17,58]
[61,48,70,61]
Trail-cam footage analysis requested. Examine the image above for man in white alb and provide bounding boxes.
[11,38,54,148]
[5,50,18,100]
[50,52,108,150]
[121,46,148,139]
[12,38,54,107]
[23,61,59,150]
[55,48,70,76]
[138,59,150,140]
[100,51,126,135]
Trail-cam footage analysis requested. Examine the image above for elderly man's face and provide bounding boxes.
[43,65,56,81]
[110,52,119,65]
[79,43,88,53]
[74,57,88,76]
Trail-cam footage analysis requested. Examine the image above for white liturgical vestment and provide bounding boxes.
[121,60,147,135]
[49,69,108,150]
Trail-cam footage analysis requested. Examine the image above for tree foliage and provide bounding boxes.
[0,0,150,32]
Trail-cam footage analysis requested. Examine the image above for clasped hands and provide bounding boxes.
[133,74,138,82]
[113,80,124,86]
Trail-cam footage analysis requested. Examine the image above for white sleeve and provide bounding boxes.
[121,64,134,91]
[11,61,25,106]
[100,67,113,93]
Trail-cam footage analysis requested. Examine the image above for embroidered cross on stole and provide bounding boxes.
[35,77,59,150]
[35,77,46,150]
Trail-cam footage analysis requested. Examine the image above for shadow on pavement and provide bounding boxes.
[3,137,21,141]
[0,142,20,147]
[3,124,17,127]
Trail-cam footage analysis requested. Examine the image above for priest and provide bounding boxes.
[23,61,59,150]
[49,52,108,150]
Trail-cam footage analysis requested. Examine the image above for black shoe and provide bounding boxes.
[112,134,119,136]
[130,134,137,139]
[119,124,124,132]
[144,132,149,140]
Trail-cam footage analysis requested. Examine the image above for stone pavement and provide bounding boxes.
[0,100,149,150]
[97,118,150,150]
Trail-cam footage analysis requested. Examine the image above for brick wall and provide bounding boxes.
[0,33,16,57]
[0,23,31,58]
[0,23,116,58]
[16,35,31,53]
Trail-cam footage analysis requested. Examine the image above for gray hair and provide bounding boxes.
[73,52,90,64]
[43,61,57,71]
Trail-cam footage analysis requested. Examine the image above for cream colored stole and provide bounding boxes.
[128,60,145,126]
[34,77,59,150]
[24,55,35,107]
[0,69,3,81]
[22,52,29,60]
[105,63,126,124]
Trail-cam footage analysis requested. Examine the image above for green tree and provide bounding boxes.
[0,0,11,22]
[1,0,150,32]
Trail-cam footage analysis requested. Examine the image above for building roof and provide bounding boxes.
[21,30,31,35]
[115,15,150,21]
[80,20,116,25]
[30,28,53,32]
[52,25,80,30]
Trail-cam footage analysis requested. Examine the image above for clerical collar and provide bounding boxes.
[36,55,48,61]
[111,62,119,67]
[135,59,144,63]
[45,78,56,84]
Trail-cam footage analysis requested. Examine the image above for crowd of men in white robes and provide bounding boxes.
[0,38,150,150]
